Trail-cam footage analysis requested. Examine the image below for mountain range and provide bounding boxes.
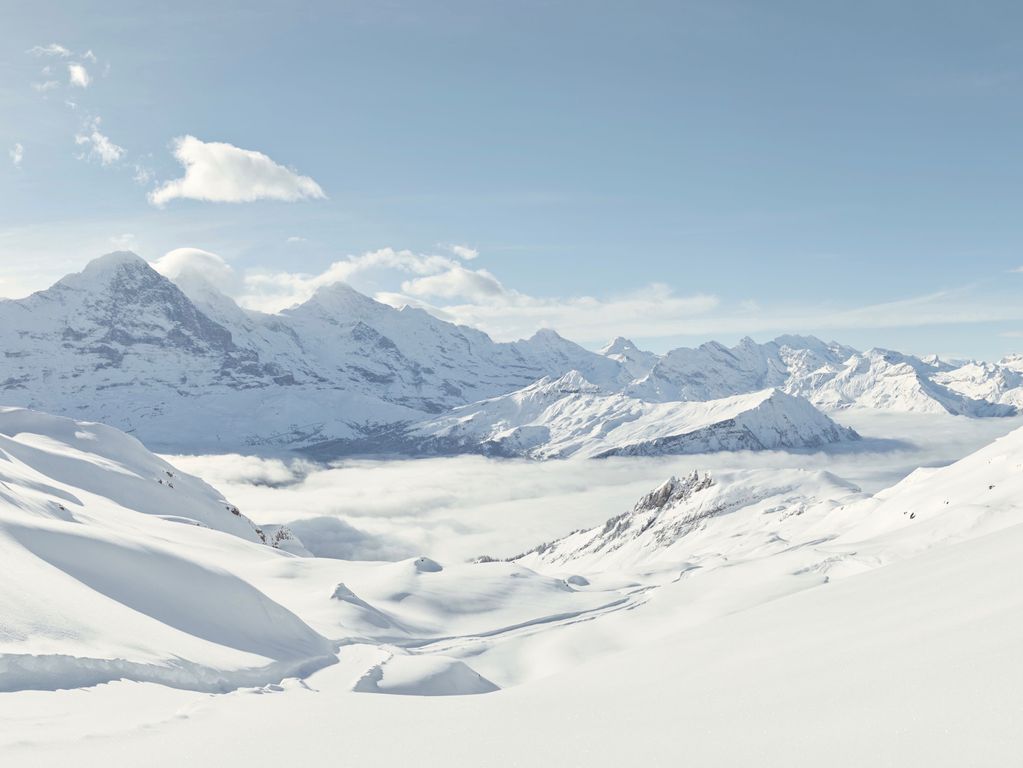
[1,251,1020,455]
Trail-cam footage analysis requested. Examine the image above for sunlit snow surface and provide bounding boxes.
[2,407,1023,765]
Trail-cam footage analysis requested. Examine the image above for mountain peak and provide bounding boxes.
[82,251,150,275]
[601,336,637,356]
[55,251,164,294]
[528,328,566,343]
[288,281,387,318]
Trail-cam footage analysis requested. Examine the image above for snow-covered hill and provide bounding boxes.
[0,406,337,692]
[368,372,859,459]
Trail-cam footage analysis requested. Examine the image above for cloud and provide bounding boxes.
[450,244,479,260]
[222,246,720,333]
[163,413,1018,561]
[82,50,97,63]
[68,63,91,88]
[74,118,124,165]
[27,43,71,57]
[401,266,506,301]
[9,143,23,168]
[148,136,326,206]
[287,236,308,244]
[119,244,1023,349]
[109,233,136,249]
[238,247,469,312]
[31,80,60,92]
[377,281,720,342]
[151,247,237,289]
[133,164,154,185]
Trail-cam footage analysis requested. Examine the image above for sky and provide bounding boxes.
[2,0,1023,359]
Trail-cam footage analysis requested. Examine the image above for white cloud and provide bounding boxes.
[9,143,24,168]
[377,281,721,342]
[27,43,71,57]
[450,244,479,260]
[133,164,154,185]
[238,248,464,312]
[226,246,720,337]
[68,63,91,88]
[74,117,124,165]
[287,236,308,244]
[31,80,60,92]
[148,136,326,206]
[401,266,506,301]
[82,50,97,63]
[151,247,237,289]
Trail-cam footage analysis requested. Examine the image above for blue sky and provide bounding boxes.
[2,0,1023,358]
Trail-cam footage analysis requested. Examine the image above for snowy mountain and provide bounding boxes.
[599,336,659,380]
[629,335,1017,416]
[1,253,1019,456]
[791,348,1015,416]
[0,253,623,451]
[362,372,860,459]
[934,357,1023,409]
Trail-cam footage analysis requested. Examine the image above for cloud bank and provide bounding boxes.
[163,411,1022,562]
[149,136,327,206]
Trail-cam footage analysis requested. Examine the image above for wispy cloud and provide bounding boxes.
[9,143,24,168]
[27,43,71,58]
[74,117,125,165]
[149,136,326,206]
[31,80,60,92]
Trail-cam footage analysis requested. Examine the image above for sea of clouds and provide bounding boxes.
[165,410,1023,563]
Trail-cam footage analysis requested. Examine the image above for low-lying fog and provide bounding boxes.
[165,410,1023,563]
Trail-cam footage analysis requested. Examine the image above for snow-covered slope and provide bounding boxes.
[513,468,864,574]
[0,406,337,691]
[516,419,1023,583]
[345,372,859,459]
[7,405,1023,766]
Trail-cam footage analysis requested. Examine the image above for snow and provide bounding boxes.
[4,408,1023,764]
[5,252,1023,763]
[3,253,1021,459]
[392,375,859,458]
[0,407,336,692]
